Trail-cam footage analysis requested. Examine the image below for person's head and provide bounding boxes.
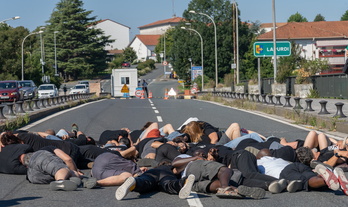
[141,122,153,131]
[0,131,22,146]
[172,133,191,143]
[256,148,271,159]
[119,137,131,148]
[176,141,188,154]
[182,121,203,143]
[45,129,56,136]
[20,152,34,166]
[296,147,313,166]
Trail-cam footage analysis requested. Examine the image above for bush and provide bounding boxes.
[137,59,156,70]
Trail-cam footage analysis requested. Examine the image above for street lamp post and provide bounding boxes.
[190,10,218,88]
[54,31,59,76]
[272,0,278,83]
[161,29,167,77]
[39,27,46,80]
[181,26,204,91]
[0,16,20,24]
[21,31,43,81]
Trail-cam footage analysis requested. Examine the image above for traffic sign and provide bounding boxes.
[121,84,129,93]
[163,61,168,66]
[253,41,291,57]
[135,90,143,98]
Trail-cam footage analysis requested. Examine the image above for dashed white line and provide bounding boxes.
[187,192,203,207]
[157,116,163,122]
[152,107,156,109]
[154,110,159,113]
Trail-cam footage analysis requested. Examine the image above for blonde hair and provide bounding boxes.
[182,121,204,143]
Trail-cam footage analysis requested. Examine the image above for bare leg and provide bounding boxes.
[280,138,298,149]
[303,131,319,149]
[317,133,330,150]
[162,124,175,135]
[224,123,242,140]
[54,168,71,181]
[140,122,159,140]
[97,172,132,186]
[308,175,327,189]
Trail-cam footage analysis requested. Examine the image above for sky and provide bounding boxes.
[1,0,348,39]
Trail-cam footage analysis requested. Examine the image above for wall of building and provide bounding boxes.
[130,38,148,61]
[94,20,130,50]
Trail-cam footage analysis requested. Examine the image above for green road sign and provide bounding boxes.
[253,41,291,57]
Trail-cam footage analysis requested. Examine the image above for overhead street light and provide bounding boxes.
[181,26,204,91]
[272,0,278,83]
[189,10,218,89]
[0,16,20,24]
[22,30,44,81]
[39,27,46,77]
[161,28,167,76]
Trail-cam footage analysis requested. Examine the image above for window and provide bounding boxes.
[121,77,129,84]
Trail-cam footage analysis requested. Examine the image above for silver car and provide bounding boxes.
[19,80,37,99]
[69,84,89,94]
[38,84,59,98]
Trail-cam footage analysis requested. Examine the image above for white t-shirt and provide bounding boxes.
[257,156,291,179]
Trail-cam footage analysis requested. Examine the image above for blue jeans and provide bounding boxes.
[223,133,263,149]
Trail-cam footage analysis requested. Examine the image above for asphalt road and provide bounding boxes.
[1,66,347,207]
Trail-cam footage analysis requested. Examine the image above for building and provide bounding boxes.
[89,19,130,50]
[257,21,348,73]
[129,16,185,61]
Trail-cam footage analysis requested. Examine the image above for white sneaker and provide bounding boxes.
[179,174,195,199]
[115,177,136,200]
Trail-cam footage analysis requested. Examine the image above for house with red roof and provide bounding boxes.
[89,19,130,50]
[129,16,185,61]
[257,21,348,73]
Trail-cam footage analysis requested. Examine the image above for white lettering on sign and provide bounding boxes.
[267,47,290,52]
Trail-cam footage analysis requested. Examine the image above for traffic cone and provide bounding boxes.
[148,91,153,99]
[163,89,169,99]
[140,90,145,99]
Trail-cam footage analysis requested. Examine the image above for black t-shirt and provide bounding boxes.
[99,130,128,145]
[17,132,76,157]
[199,121,220,144]
[78,145,121,160]
[0,144,33,174]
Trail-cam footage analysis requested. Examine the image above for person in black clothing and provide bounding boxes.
[116,165,195,200]
[0,144,33,174]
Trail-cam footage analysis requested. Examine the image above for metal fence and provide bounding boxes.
[240,73,348,99]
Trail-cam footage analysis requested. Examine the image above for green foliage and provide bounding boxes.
[341,10,348,21]
[288,12,308,22]
[123,47,137,63]
[314,14,326,22]
[109,56,124,69]
[276,42,303,83]
[307,88,320,98]
[137,59,156,70]
[45,0,112,80]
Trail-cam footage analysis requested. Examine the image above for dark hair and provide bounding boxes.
[23,152,34,166]
[141,122,154,131]
[296,147,313,166]
[119,137,131,148]
[0,131,22,145]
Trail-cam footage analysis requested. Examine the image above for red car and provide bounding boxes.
[0,80,22,102]
[122,62,131,67]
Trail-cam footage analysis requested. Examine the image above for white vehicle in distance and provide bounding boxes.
[38,84,59,98]
[69,84,89,94]
[78,80,89,88]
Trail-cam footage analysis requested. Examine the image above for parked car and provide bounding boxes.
[19,80,37,99]
[122,62,131,67]
[0,80,22,102]
[78,80,89,88]
[37,84,59,98]
[69,84,89,94]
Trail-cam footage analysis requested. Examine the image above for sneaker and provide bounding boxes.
[179,174,195,199]
[50,180,78,191]
[115,177,136,200]
[268,179,287,194]
[237,185,266,199]
[69,177,82,186]
[310,160,333,170]
[287,180,303,193]
[315,164,340,191]
[82,177,97,189]
[334,167,348,195]
[71,123,78,136]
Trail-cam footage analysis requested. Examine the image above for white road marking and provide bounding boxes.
[187,192,203,207]
[154,110,159,113]
[152,107,156,109]
[157,116,163,122]
[148,99,153,104]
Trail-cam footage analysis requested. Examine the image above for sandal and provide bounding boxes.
[216,186,243,199]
